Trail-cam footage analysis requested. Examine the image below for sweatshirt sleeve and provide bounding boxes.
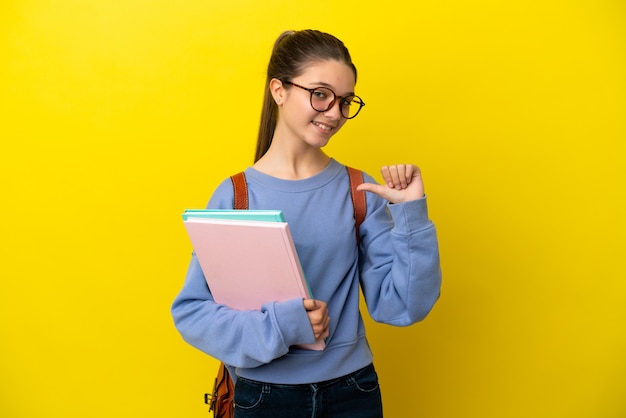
[359,195,442,326]
[171,254,317,367]
[170,179,317,367]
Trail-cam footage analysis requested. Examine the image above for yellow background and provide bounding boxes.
[1,0,625,417]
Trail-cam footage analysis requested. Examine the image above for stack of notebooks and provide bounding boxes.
[182,209,324,350]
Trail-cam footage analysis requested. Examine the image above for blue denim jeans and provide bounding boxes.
[233,363,383,418]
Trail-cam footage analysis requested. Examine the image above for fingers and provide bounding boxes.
[381,164,419,190]
[303,299,330,341]
[357,164,425,203]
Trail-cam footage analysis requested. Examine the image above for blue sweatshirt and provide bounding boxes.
[171,159,441,384]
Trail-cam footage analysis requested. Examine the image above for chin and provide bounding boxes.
[309,136,333,149]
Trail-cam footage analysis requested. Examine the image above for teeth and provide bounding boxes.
[314,122,333,131]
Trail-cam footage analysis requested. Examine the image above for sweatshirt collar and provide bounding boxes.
[244,159,344,192]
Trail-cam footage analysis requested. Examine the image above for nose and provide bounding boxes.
[323,99,343,120]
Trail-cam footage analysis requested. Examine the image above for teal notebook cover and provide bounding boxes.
[182,209,285,222]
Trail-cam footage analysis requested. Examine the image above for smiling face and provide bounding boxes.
[272,59,357,150]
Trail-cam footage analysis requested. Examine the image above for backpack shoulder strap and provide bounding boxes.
[230,172,248,210]
[346,166,367,245]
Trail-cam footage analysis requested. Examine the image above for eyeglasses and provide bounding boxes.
[282,81,365,119]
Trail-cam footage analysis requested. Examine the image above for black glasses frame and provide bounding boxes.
[282,80,365,119]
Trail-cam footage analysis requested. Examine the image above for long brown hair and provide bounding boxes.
[254,30,357,162]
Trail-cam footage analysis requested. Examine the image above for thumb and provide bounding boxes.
[356,182,387,197]
[303,299,320,311]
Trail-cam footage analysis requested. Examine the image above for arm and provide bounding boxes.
[357,164,442,325]
[171,255,318,367]
[171,179,320,367]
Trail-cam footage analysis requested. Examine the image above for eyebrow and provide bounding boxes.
[310,81,355,96]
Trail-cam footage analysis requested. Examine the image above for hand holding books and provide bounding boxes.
[303,299,330,343]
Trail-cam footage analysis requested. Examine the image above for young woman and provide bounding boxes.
[172,29,442,418]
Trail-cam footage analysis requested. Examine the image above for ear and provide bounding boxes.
[269,78,285,105]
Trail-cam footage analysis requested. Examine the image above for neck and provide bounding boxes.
[253,146,331,180]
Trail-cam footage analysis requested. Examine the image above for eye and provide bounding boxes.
[341,96,356,107]
[312,89,329,99]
